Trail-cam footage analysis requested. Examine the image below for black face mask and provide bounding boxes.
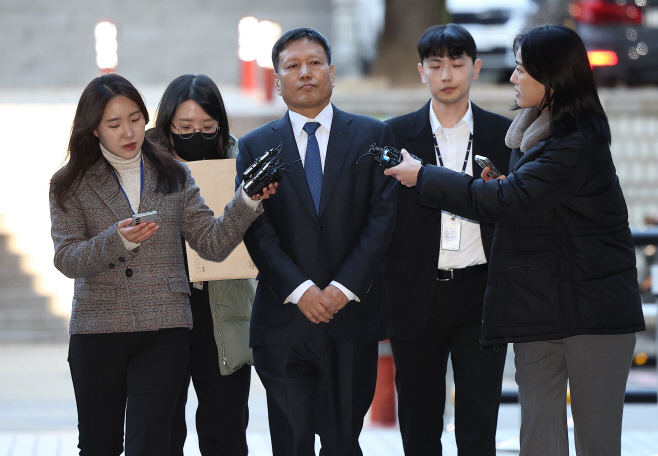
[171,132,219,162]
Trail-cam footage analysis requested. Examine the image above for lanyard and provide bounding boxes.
[110,157,144,215]
[432,131,474,174]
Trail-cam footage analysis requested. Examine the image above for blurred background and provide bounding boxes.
[0,0,657,454]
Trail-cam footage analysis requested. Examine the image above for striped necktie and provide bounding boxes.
[303,122,322,214]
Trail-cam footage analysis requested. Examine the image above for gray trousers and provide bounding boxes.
[514,333,636,456]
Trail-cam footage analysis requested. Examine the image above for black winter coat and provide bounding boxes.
[420,129,645,345]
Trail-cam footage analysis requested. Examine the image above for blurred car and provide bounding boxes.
[569,0,658,85]
[447,0,538,81]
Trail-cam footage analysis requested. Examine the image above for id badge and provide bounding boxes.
[441,219,461,251]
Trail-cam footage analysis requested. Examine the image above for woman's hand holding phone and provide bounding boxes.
[475,155,507,182]
[480,167,507,182]
[118,218,159,243]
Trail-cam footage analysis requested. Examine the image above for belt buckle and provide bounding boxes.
[438,268,454,281]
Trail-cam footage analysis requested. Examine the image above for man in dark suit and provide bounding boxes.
[383,24,511,455]
[235,28,398,455]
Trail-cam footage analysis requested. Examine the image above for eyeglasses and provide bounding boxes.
[171,123,220,140]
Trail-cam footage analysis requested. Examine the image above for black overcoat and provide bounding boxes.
[420,128,645,345]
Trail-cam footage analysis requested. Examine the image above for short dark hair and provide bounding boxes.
[272,28,332,73]
[417,24,477,63]
[151,74,230,159]
[514,24,611,143]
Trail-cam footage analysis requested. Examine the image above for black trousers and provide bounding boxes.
[254,326,378,456]
[169,282,251,456]
[68,327,190,456]
[390,268,507,456]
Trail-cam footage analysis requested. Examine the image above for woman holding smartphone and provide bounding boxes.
[149,74,253,456]
[49,73,275,456]
[386,25,644,455]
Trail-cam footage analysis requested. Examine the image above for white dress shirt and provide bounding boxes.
[285,104,358,304]
[429,101,488,269]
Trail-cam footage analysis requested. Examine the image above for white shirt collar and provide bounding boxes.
[289,103,334,138]
[429,101,474,136]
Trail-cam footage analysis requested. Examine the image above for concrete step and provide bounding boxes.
[0,293,55,309]
[0,301,69,342]
[0,306,67,322]
[0,255,22,270]
[0,321,69,343]
[0,230,70,343]
[0,322,68,339]
[0,272,34,288]
[0,321,68,334]
[0,235,40,285]
[0,329,68,343]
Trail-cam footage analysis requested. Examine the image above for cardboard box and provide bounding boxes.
[184,159,258,281]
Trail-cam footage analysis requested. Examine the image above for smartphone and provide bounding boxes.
[132,211,158,225]
[474,155,503,179]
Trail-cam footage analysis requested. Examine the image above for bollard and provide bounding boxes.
[240,59,258,93]
[262,67,276,102]
[370,340,397,425]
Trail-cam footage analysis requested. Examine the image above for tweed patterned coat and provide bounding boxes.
[50,155,263,334]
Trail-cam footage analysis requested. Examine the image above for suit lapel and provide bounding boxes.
[87,159,133,220]
[319,106,354,216]
[408,101,437,167]
[471,103,499,174]
[137,156,164,215]
[272,113,318,219]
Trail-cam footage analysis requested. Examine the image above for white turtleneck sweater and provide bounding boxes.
[100,143,143,251]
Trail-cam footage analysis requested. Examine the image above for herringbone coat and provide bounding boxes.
[50,155,262,334]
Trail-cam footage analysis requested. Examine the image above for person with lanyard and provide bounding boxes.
[383,24,511,455]
[49,73,276,456]
[385,24,645,456]
[148,74,254,456]
[235,28,398,455]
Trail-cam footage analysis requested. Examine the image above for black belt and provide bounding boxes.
[437,264,488,281]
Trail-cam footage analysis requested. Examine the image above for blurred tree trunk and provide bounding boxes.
[531,0,573,26]
[370,0,449,86]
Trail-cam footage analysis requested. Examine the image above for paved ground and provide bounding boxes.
[0,343,657,455]
[4,429,658,456]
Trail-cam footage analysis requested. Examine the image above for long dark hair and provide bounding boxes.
[514,24,611,144]
[51,73,186,210]
[150,74,230,159]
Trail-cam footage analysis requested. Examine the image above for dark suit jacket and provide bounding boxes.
[384,101,512,340]
[236,105,398,347]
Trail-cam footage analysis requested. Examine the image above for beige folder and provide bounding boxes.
[184,159,258,281]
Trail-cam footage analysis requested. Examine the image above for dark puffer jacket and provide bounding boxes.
[419,129,645,346]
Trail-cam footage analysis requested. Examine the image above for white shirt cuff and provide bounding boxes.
[240,186,262,211]
[285,280,314,304]
[118,229,140,251]
[331,281,359,302]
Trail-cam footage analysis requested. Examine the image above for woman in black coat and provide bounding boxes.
[385,24,644,456]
